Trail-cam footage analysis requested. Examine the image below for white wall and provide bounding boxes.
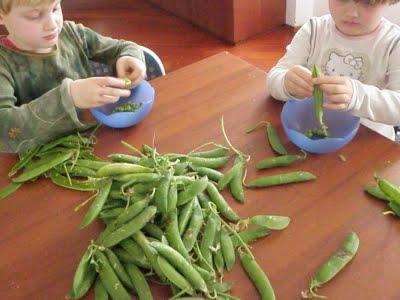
[287,0,400,26]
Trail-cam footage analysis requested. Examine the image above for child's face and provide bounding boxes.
[329,0,387,36]
[0,0,63,53]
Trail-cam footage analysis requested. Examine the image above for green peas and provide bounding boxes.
[80,178,113,229]
[247,171,316,188]
[302,231,359,299]
[248,215,291,230]
[13,151,73,183]
[150,241,208,293]
[177,176,208,206]
[157,256,195,295]
[256,154,305,170]
[0,182,22,201]
[125,263,154,300]
[112,102,142,113]
[206,182,240,222]
[94,250,131,300]
[96,163,153,177]
[239,251,275,300]
[102,206,157,247]
[220,229,235,271]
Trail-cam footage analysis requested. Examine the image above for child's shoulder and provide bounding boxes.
[380,18,400,36]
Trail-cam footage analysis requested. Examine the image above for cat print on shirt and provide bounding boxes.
[322,51,369,82]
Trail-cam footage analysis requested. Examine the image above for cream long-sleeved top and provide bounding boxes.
[267,14,400,140]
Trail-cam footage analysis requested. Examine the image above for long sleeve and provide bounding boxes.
[0,75,87,153]
[267,21,312,101]
[69,22,145,66]
[347,41,400,126]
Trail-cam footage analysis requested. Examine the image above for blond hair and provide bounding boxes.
[0,0,56,14]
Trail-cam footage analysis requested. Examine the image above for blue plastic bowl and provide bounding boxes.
[90,80,155,128]
[281,98,360,154]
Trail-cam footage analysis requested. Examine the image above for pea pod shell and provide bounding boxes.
[217,162,243,190]
[80,179,112,229]
[188,147,229,158]
[177,176,208,206]
[125,263,154,300]
[206,182,240,222]
[13,151,73,183]
[220,229,235,271]
[312,231,359,289]
[188,156,230,169]
[247,171,316,188]
[94,277,108,300]
[364,185,393,202]
[240,251,276,300]
[266,123,287,156]
[376,177,400,205]
[157,256,194,294]
[256,155,303,170]
[96,163,153,177]
[249,215,291,230]
[0,182,22,201]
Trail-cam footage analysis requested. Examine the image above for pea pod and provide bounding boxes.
[312,65,329,137]
[248,215,291,230]
[229,157,245,202]
[177,176,208,206]
[0,182,22,201]
[302,231,359,299]
[231,227,270,248]
[200,212,220,270]
[364,185,393,202]
[113,247,150,269]
[247,171,316,188]
[102,206,157,247]
[376,176,400,205]
[70,247,97,299]
[213,230,224,274]
[157,256,195,295]
[108,153,141,164]
[104,248,135,291]
[167,181,178,212]
[182,199,204,251]
[188,147,229,158]
[154,174,172,214]
[150,241,208,293]
[113,199,149,226]
[239,251,275,300]
[80,179,113,229]
[119,238,150,268]
[256,154,305,170]
[96,163,153,177]
[142,223,164,240]
[49,171,100,191]
[94,277,108,300]
[13,151,73,183]
[190,166,223,182]
[125,263,154,300]
[247,121,287,156]
[217,162,243,191]
[166,209,191,262]
[94,250,131,300]
[188,156,230,169]
[8,145,41,177]
[220,229,235,271]
[206,182,240,222]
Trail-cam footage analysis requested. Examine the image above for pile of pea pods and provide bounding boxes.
[1,131,295,300]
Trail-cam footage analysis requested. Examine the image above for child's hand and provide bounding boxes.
[70,77,131,109]
[116,56,146,87]
[313,76,353,110]
[284,65,314,99]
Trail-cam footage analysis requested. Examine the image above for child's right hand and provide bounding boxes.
[70,77,131,109]
[284,65,314,99]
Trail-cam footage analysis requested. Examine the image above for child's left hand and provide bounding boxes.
[313,76,353,110]
[116,56,146,87]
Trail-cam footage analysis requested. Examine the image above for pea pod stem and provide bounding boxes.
[207,202,254,260]
[121,140,146,157]
[74,191,98,212]
[221,116,250,161]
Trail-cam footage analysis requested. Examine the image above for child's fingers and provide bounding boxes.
[324,102,348,110]
[100,86,131,98]
[313,76,346,85]
[293,67,313,85]
[326,93,351,104]
[320,83,347,95]
[96,95,120,105]
[288,74,313,93]
[98,76,127,89]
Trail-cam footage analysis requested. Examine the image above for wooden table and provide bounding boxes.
[1,52,399,299]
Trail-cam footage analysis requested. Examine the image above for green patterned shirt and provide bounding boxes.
[0,21,144,153]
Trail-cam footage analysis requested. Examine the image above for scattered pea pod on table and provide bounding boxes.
[247,120,288,155]
[247,171,316,188]
[301,231,360,299]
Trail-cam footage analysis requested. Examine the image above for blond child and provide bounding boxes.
[0,0,147,152]
[268,0,400,140]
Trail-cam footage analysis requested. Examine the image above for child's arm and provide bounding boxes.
[267,21,313,101]
[346,45,400,126]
